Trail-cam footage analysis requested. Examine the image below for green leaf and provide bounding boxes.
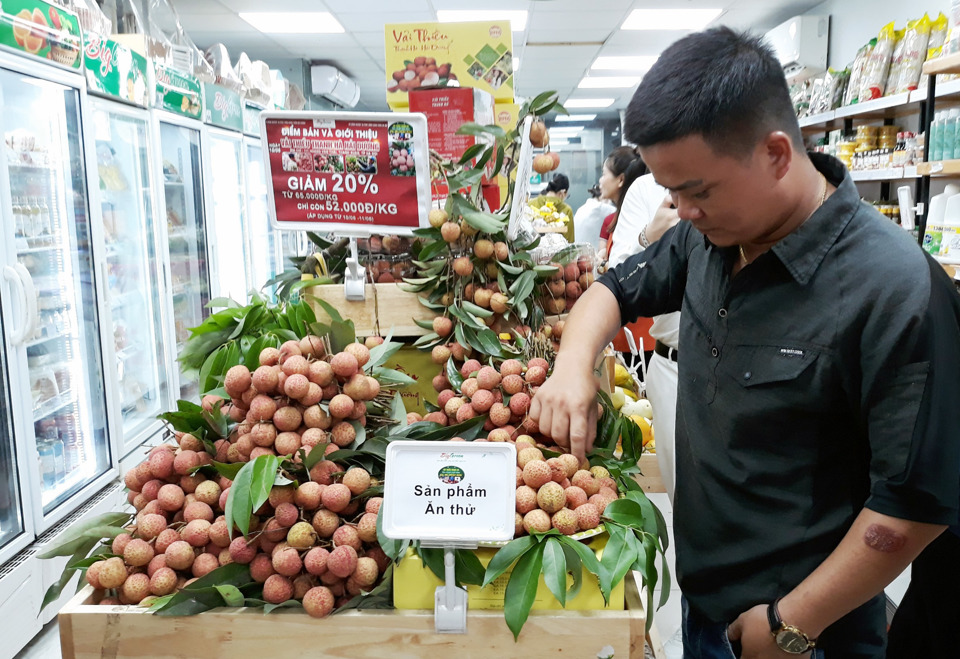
[504,541,546,640]
[207,460,244,482]
[448,305,486,331]
[390,391,408,427]
[559,541,584,602]
[497,261,523,275]
[225,455,280,538]
[412,227,443,239]
[215,584,245,607]
[455,549,486,586]
[366,337,402,371]
[461,300,493,318]
[370,367,416,386]
[491,143,506,179]
[458,142,487,164]
[419,547,446,582]
[41,535,99,611]
[541,538,568,607]
[446,356,465,391]
[557,535,603,583]
[474,328,505,358]
[348,420,367,449]
[154,563,252,615]
[482,535,536,587]
[263,599,303,614]
[413,317,437,331]
[206,297,241,309]
[528,91,560,115]
[312,296,345,324]
[601,498,646,528]
[376,506,409,563]
[330,319,357,354]
[36,512,133,559]
[456,122,505,139]
[67,553,120,569]
[509,270,536,303]
[413,332,442,347]
[461,208,506,234]
[599,524,636,600]
[417,295,447,311]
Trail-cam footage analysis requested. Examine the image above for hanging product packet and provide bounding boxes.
[830,68,851,109]
[859,23,897,102]
[887,28,908,94]
[948,0,960,54]
[919,13,949,89]
[893,15,932,94]
[845,41,875,106]
[807,75,827,116]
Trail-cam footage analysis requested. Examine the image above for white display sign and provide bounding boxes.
[382,441,517,544]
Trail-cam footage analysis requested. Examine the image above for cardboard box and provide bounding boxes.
[394,534,625,611]
[385,21,515,110]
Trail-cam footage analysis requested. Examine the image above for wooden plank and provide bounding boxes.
[917,160,960,177]
[60,580,647,659]
[922,52,960,76]
[634,453,665,494]
[306,283,434,338]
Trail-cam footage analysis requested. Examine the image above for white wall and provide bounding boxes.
[806,0,952,70]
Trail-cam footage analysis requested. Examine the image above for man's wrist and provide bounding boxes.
[776,593,826,640]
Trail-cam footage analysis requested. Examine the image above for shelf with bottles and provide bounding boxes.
[850,166,920,182]
[11,195,59,243]
[799,81,960,133]
[32,389,76,423]
[917,160,960,176]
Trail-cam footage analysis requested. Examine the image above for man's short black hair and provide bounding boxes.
[625,26,803,157]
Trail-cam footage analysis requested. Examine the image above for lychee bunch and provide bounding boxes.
[540,257,596,319]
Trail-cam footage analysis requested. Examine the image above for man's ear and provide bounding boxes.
[763,131,795,181]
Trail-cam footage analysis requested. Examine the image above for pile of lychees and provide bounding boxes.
[84,335,394,618]
[414,354,550,443]
[540,257,596,316]
[512,443,619,538]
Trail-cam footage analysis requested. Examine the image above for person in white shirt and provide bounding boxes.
[572,185,615,252]
[611,171,682,504]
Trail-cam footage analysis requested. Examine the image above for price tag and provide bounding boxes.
[260,111,431,236]
[381,441,517,544]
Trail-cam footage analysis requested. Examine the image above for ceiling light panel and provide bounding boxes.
[239,12,344,34]
[592,55,658,71]
[578,76,641,89]
[436,10,528,32]
[564,98,615,108]
[621,9,722,31]
[556,114,597,122]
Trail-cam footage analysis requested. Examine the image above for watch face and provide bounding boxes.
[776,630,810,654]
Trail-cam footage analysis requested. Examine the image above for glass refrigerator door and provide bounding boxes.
[3,71,111,515]
[159,122,209,402]
[93,108,168,446]
[208,133,249,302]
[244,141,280,293]
[0,323,26,557]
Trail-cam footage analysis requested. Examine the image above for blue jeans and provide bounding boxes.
[681,597,825,659]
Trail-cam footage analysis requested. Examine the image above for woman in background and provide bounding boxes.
[529,173,574,242]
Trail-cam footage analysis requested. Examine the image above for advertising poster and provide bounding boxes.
[384,21,515,110]
[261,111,430,235]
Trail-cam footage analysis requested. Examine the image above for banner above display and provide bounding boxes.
[83,35,148,107]
[0,0,82,70]
[261,111,431,236]
[381,441,516,544]
[154,62,202,119]
[202,83,243,132]
[243,103,262,137]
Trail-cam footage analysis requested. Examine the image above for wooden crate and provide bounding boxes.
[634,453,665,494]
[59,573,653,659]
[305,283,434,338]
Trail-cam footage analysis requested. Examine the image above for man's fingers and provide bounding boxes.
[568,411,589,463]
[549,408,570,450]
[585,402,598,455]
[529,394,542,424]
[537,405,554,445]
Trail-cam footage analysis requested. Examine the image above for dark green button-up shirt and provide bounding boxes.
[599,153,960,624]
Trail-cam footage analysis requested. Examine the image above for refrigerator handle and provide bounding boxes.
[2,265,29,344]
[14,263,38,344]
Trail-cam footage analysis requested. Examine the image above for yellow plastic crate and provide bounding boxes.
[394,534,624,611]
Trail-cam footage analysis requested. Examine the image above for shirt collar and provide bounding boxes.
[769,153,859,285]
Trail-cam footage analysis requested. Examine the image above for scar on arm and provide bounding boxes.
[863,524,907,553]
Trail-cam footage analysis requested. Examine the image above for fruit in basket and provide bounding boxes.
[303,586,335,618]
[433,316,453,338]
[440,221,461,242]
[428,208,448,228]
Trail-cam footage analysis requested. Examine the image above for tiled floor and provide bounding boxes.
[14,620,60,659]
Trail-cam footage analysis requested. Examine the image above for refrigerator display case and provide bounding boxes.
[0,311,27,565]
[204,128,250,303]
[156,116,209,403]
[91,101,170,455]
[244,137,281,294]
[0,56,113,528]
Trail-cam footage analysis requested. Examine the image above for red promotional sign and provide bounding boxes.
[261,111,430,235]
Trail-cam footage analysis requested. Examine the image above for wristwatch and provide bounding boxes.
[767,598,817,654]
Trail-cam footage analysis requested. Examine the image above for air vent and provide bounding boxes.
[35,482,123,545]
[0,545,34,580]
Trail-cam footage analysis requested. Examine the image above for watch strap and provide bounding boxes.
[767,598,782,633]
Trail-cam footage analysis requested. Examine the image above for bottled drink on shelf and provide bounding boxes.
[38,438,55,490]
[12,197,24,237]
[38,196,51,237]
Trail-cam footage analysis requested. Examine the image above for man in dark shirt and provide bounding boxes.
[530,27,960,658]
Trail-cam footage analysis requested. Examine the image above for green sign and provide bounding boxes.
[0,0,82,70]
[202,83,243,132]
[153,62,202,119]
[83,35,148,106]
[243,103,262,137]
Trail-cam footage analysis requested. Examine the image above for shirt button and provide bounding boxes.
[744,371,752,380]
[718,308,727,318]
[711,347,719,357]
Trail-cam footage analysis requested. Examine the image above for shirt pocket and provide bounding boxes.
[733,344,820,389]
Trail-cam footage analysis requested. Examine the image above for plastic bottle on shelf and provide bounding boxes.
[931,112,945,162]
[946,109,960,162]
[12,197,24,238]
[37,438,56,490]
[38,196,51,237]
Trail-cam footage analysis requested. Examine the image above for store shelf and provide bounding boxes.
[835,91,913,120]
[935,253,960,266]
[8,162,56,173]
[798,110,836,130]
[909,78,960,104]
[922,52,960,77]
[33,389,76,422]
[17,242,62,254]
[917,160,960,177]
[850,166,920,182]
[25,331,69,349]
[167,227,193,240]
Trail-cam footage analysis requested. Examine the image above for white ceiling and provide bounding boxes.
[174,0,825,116]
